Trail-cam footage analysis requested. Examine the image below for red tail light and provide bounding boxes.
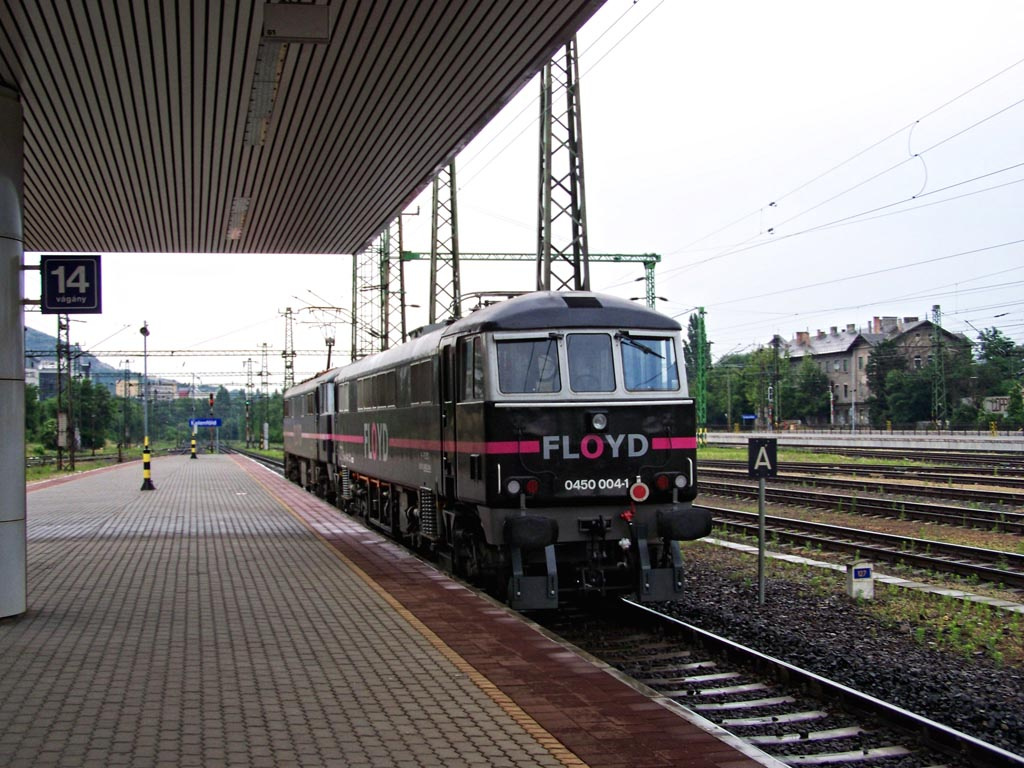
[629,482,650,503]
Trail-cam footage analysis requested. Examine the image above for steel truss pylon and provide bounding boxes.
[56,314,74,470]
[281,307,296,391]
[244,357,255,448]
[537,36,589,293]
[351,219,406,361]
[931,304,948,426]
[429,162,461,323]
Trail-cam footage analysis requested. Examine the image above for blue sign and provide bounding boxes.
[41,254,102,314]
[190,418,222,428]
[853,567,872,579]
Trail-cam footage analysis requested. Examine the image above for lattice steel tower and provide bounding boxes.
[281,307,296,391]
[351,220,407,361]
[429,162,461,322]
[537,37,589,292]
[244,357,255,448]
[931,304,948,426]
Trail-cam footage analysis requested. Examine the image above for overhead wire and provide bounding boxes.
[456,0,664,190]
[596,160,1024,294]
[667,53,1024,255]
[674,237,1024,316]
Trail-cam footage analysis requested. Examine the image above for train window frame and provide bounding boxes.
[320,381,335,414]
[619,333,681,392]
[566,333,616,393]
[458,335,485,402]
[494,334,562,395]
[410,359,434,405]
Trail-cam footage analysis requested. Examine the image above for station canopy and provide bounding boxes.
[0,1,602,255]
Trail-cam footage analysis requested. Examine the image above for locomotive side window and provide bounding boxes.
[567,333,615,392]
[620,335,680,391]
[496,338,561,394]
[410,359,433,404]
[320,381,335,413]
[458,336,485,402]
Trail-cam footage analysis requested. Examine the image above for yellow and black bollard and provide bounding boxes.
[141,436,155,490]
[190,429,197,459]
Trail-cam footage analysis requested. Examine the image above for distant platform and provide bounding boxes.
[706,429,1024,453]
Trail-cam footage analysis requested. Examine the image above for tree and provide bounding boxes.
[788,357,830,425]
[708,354,749,428]
[24,384,42,442]
[865,339,906,427]
[886,369,932,426]
[975,327,1024,396]
[1007,386,1024,430]
[75,378,114,451]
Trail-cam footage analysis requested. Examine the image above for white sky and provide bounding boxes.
[25,0,1024,389]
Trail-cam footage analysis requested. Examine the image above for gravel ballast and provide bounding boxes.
[658,552,1024,758]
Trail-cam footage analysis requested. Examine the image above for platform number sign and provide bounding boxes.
[40,254,102,314]
[747,438,778,478]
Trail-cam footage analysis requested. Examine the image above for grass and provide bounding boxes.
[24,441,179,483]
[698,445,928,467]
[242,445,284,461]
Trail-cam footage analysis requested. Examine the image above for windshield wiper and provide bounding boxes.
[615,332,664,359]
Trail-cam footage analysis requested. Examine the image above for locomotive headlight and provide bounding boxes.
[591,412,608,431]
[674,475,688,489]
[507,478,522,495]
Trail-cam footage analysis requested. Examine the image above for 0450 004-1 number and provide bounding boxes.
[564,477,632,492]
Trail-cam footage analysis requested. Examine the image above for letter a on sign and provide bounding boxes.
[747,438,778,478]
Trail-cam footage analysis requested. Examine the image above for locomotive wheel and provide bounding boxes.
[451,520,483,581]
[451,519,507,601]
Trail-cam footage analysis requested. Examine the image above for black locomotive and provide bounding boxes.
[283,291,711,609]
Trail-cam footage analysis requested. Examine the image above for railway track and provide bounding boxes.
[701,466,1024,504]
[700,478,1024,535]
[228,446,285,472]
[534,600,1024,768]
[701,459,1024,488]
[704,505,1024,590]
[751,446,1022,471]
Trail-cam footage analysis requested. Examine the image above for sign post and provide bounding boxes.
[748,438,778,605]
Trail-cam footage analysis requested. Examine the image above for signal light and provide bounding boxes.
[507,477,540,496]
[629,482,650,503]
[655,474,671,491]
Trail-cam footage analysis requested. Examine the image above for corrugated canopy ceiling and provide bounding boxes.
[0,0,602,254]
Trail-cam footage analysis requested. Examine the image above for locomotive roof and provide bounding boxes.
[285,292,680,394]
[444,291,681,336]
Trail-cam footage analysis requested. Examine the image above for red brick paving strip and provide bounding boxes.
[237,454,774,768]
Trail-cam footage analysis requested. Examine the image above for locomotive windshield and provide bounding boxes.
[497,338,562,393]
[567,333,615,392]
[621,335,680,391]
[496,331,681,395]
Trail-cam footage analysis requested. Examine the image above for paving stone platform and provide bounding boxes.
[2,454,779,768]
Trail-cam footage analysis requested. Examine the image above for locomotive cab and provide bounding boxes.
[442,294,711,608]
